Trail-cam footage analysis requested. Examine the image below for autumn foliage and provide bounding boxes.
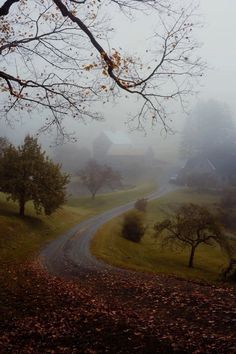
[0,260,236,353]
[0,0,205,138]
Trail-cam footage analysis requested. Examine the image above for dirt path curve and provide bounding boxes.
[40,184,176,278]
[33,184,236,354]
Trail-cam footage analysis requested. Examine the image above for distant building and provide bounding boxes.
[93,130,132,162]
[93,130,155,170]
[177,150,236,187]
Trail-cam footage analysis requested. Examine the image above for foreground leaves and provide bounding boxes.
[0,261,236,353]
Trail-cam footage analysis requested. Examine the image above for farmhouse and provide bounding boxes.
[93,130,154,169]
[178,150,236,187]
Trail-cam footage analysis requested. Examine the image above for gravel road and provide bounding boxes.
[40,184,176,278]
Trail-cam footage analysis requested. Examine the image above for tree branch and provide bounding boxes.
[0,0,19,16]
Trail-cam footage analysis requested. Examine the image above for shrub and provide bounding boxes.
[220,188,236,230]
[134,198,148,212]
[222,259,236,282]
[121,210,145,243]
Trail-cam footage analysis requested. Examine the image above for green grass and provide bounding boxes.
[67,182,156,212]
[91,189,234,283]
[0,194,89,267]
[0,181,156,267]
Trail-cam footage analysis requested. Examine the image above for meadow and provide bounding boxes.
[91,189,234,282]
[0,181,156,267]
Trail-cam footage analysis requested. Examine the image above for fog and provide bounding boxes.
[1,0,236,163]
[1,3,236,348]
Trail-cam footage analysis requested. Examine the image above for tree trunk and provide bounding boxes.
[188,246,196,268]
[91,192,95,199]
[19,198,25,217]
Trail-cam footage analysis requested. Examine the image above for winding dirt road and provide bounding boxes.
[40,184,175,278]
[17,183,235,354]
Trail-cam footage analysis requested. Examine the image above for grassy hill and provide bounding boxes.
[0,181,156,268]
[91,189,235,283]
[0,194,88,268]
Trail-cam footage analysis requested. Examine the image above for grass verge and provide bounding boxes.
[91,189,234,283]
[0,181,157,316]
[67,182,156,211]
[0,181,156,268]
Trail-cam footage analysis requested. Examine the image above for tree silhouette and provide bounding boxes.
[79,160,121,198]
[0,0,205,139]
[154,203,224,268]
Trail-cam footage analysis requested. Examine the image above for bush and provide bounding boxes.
[121,210,145,243]
[134,198,148,212]
[220,188,236,230]
[222,259,236,282]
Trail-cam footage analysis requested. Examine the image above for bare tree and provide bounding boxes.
[0,0,205,139]
[154,203,224,268]
[79,159,121,198]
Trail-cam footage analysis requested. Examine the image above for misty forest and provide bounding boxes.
[0,0,236,353]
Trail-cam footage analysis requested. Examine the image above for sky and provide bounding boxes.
[0,0,236,159]
[198,0,236,109]
[74,0,236,156]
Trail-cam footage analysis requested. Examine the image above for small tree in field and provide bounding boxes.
[153,203,224,268]
[135,198,148,213]
[79,160,122,199]
[121,210,145,243]
[0,135,69,216]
